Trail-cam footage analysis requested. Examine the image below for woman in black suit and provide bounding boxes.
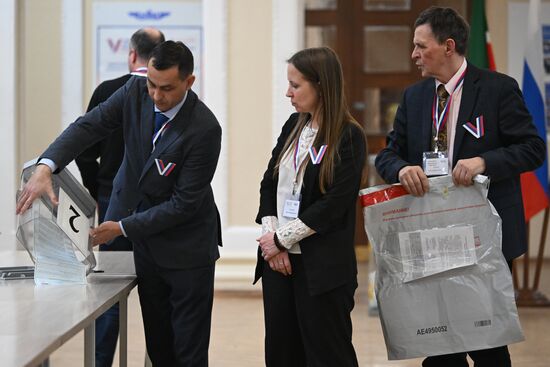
[255,47,367,367]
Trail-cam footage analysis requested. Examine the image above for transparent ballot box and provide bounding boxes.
[16,160,97,284]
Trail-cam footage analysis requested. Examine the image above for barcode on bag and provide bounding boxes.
[474,319,492,327]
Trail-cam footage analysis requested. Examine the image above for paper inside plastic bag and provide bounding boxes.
[398,225,477,282]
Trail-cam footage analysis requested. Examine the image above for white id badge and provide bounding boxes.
[283,193,301,219]
[423,151,449,176]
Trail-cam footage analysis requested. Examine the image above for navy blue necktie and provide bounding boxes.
[153,112,169,140]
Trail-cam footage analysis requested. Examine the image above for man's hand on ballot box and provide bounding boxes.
[16,164,58,215]
[90,221,122,246]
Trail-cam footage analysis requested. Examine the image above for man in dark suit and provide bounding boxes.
[74,27,164,367]
[16,41,222,367]
[375,6,546,367]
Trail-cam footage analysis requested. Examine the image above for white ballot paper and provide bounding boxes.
[34,211,87,285]
[360,175,524,360]
[398,226,477,282]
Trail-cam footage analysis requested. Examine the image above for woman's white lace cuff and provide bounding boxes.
[261,216,279,234]
[275,218,315,249]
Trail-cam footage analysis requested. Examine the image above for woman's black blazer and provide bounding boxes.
[254,113,366,295]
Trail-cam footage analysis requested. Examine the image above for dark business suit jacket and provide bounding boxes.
[254,113,366,295]
[75,74,131,200]
[375,63,546,260]
[43,76,222,269]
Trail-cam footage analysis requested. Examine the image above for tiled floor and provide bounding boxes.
[50,260,550,366]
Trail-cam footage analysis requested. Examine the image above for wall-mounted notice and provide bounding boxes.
[92,1,203,97]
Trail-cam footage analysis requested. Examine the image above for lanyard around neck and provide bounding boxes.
[432,69,467,136]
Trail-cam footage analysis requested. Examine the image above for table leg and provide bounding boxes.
[120,292,128,367]
[84,319,95,367]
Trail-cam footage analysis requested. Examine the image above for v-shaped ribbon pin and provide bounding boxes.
[155,159,177,176]
[463,115,485,139]
[309,145,327,165]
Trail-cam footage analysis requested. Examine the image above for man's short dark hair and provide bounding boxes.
[130,28,166,61]
[415,6,470,55]
[150,41,194,80]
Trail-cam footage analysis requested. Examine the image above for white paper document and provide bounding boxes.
[34,216,87,285]
[398,226,477,282]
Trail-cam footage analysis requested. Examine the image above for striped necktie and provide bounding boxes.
[433,84,450,152]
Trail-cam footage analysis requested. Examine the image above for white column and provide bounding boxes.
[61,0,84,129]
[210,0,306,262]
[0,0,17,249]
[61,0,84,179]
[272,0,304,143]
[204,0,228,228]
[212,0,306,287]
[203,0,257,266]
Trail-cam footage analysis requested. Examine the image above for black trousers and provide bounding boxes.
[134,245,215,367]
[422,260,515,367]
[262,254,358,367]
[422,346,511,367]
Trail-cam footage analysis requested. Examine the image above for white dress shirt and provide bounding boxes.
[435,57,467,167]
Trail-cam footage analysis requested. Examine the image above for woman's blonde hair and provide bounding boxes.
[276,47,364,193]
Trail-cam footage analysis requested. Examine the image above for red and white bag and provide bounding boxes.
[360,175,524,360]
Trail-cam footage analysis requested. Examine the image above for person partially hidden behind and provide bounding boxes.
[16,40,222,367]
[375,6,546,367]
[255,47,367,367]
[75,27,164,367]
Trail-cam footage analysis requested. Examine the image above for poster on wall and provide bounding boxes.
[93,1,203,98]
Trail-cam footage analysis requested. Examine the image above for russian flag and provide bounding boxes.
[521,0,549,221]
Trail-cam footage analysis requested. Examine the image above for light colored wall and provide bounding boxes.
[227,0,273,226]
[486,0,508,73]
[0,0,17,248]
[19,0,63,167]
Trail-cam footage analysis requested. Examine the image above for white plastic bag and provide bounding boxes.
[360,175,524,360]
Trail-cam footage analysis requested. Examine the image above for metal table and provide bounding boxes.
[0,251,136,367]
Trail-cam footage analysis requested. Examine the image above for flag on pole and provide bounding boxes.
[520,0,549,221]
[468,0,496,71]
